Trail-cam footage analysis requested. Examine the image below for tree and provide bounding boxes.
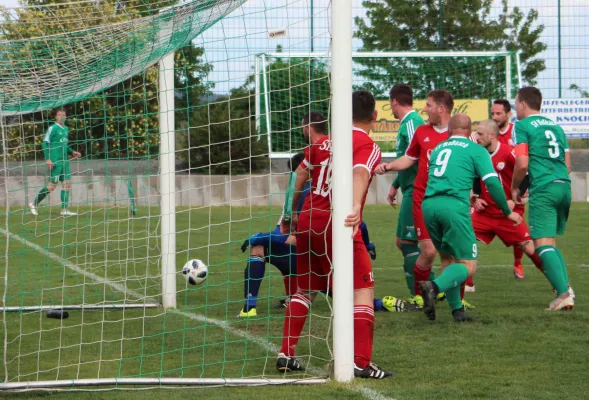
[258,47,331,153]
[176,85,268,174]
[353,0,546,99]
[0,0,211,161]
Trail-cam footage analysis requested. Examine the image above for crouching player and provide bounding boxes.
[239,114,381,318]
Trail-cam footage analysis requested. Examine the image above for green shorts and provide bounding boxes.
[396,191,417,241]
[422,196,477,260]
[49,161,71,184]
[529,182,571,239]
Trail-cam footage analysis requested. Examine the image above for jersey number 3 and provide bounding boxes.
[433,149,452,177]
[545,130,560,159]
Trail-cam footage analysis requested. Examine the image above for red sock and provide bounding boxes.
[460,283,466,301]
[283,275,297,297]
[413,263,431,296]
[353,305,374,368]
[513,246,523,266]
[528,252,544,273]
[280,293,311,356]
[465,276,474,287]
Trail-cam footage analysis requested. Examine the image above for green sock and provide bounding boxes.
[554,248,569,286]
[432,263,469,293]
[536,246,568,295]
[445,285,463,311]
[400,243,420,296]
[61,190,69,209]
[34,187,49,206]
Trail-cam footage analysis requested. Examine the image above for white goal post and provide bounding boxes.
[256,50,522,159]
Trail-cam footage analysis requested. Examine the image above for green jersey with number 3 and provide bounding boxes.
[424,137,499,205]
[395,110,424,193]
[513,115,570,195]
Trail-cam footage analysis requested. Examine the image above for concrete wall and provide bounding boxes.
[1,172,588,208]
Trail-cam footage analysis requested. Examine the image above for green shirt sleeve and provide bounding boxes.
[67,145,75,155]
[513,120,529,146]
[474,147,511,216]
[281,172,297,222]
[392,174,400,189]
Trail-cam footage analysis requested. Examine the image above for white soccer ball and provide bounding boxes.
[181,259,208,285]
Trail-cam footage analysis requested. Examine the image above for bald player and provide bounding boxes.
[419,114,522,321]
[471,120,543,275]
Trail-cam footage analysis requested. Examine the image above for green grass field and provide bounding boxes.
[1,203,588,400]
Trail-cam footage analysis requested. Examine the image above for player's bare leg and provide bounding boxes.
[60,180,77,216]
[30,182,57,216]
[533,237,573,311]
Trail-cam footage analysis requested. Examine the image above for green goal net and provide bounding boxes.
[0,0,332,390]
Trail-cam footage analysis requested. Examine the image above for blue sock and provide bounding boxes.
[244,257,265,311]
[373,298,388,312]
[360,221,370,247]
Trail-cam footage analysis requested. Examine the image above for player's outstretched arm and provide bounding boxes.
[375,155,416,175]
[344,167,370,236]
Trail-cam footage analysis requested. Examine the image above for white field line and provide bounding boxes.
[0,227,396,400]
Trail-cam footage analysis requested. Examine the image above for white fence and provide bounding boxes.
[1,172,588,208]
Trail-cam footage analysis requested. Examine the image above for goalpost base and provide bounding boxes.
[0,377,328,390]
[0,304,162,312]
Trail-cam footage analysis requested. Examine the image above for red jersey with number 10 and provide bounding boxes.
[405,124,449,196]
[498,122,514,147]
[477,142,524,217]
[300,129,382,229]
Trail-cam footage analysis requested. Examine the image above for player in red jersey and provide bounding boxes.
[491,99,515,147]
[277,91,392,379]
[470,120,543,276]
[491,99,526,280]
[376,90,453,300]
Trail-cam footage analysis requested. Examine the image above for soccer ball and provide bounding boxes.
[181,259,208,285]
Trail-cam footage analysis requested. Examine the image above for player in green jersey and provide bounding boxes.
[29,109,81,216]
[511,87,574,311]
[384,83,433,307]
[418,114,522,322]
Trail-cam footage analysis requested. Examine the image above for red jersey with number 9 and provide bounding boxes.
[300,129,382,230]
[405,124,449,198]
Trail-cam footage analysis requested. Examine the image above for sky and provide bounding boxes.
[1,0,588,99]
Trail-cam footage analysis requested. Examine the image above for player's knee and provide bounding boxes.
[250,245,265,258]
[353,287,374,306]
[464,261,477,277]
[420,243,437,261]
[47,184,57,191]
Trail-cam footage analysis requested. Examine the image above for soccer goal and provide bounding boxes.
[257,50,522,158]
[0,0,360,390]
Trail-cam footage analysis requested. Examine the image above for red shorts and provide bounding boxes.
[413,194,430,241]
[471,209,531,247]
[296,219,374,292]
